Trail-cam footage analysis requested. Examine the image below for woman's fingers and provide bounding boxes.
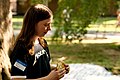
[57,68,66,79]
[64,64,70,74]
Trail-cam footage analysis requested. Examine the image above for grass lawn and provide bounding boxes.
[49,42,120,69]
[12,16,23,29]
[88,17,120,32]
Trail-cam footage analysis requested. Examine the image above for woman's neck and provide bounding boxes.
[31,35,42,41]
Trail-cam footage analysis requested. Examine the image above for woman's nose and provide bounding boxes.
[47,26,51,31]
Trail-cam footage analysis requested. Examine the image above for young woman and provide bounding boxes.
[10,4,69,80]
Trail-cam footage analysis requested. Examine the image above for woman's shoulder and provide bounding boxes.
[12,39,27,53]
[10,40,28,61]
[15,39,26,47]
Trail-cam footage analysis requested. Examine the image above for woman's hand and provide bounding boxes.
[47,69,66,80]
[56,61,70,74]
[57,68,66,79]
[64,64,70,74]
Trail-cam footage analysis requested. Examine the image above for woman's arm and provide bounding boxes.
[12,77,48,80]
[12,69,66,80]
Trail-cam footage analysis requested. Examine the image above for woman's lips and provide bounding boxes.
[44,32,47,35]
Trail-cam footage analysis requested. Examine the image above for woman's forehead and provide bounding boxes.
[38,18,52,24]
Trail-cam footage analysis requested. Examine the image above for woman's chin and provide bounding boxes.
[41,34,46,37]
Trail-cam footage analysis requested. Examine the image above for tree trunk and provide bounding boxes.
[17,0,31,15]
[0,0,14,79]
[48,0,58,14]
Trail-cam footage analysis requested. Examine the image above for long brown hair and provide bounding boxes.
[15,4,53,55]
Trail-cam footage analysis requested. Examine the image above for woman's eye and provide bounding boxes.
[44,23,50,27]
[44,24,48,27]
[44,24,47,26]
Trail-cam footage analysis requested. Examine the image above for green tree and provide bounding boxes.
[53,0,116,42]
[31,0,50,6]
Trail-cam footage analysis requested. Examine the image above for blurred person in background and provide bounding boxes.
[116,10,120,27]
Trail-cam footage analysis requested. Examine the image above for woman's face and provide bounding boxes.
[35,18,52,37]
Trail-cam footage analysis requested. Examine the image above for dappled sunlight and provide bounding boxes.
[102,20,117,24]
[81,38,120,44]
[56,37,120,44]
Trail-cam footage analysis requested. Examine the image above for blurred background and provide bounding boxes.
[10,0,120,70]
[1,0,120,78]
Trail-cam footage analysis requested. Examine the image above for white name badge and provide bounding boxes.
[14,59,27,71]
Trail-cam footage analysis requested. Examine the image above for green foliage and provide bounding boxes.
[30,0,50,5]
[53,0,114,41]
[30,0,43,4]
